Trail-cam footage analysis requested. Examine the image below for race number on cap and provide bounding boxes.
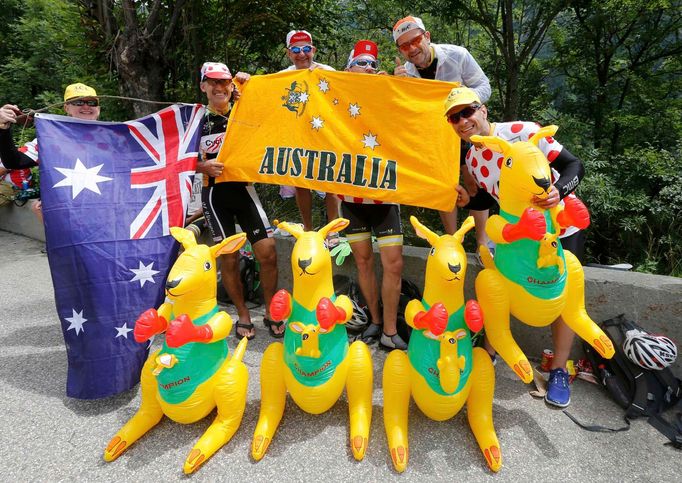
[392,16,426,42]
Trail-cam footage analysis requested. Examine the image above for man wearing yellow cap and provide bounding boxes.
[0,83,101,220]
[444,86,587,408]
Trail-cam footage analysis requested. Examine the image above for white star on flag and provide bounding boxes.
[53,158,112,199]
[129,261,160,287]
[310,116,325,131]
[333,98,339,105]
[348,103,361,118]
[115,323,134,339]
[299,92,310,103]
[64,309,88,335]
[317,79,330,93]
[361,132,380,150]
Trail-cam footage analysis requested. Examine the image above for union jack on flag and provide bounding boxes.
[35,104,206,399]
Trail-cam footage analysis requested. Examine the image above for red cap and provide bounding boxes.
[200,62,232,81]
[286,30,313,47]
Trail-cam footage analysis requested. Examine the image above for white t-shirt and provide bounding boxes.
[465,121,578,237]
[282,62,335,72]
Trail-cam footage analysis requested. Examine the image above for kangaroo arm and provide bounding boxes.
[485,215,510,244]
[404,299,426,329]
[205,311,233,342]
[158,302,173,324]
[334,295,353,324]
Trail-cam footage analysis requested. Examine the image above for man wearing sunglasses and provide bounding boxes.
[280,30,341,246]
[0,83,102,222]
[445,86,587,409]
[393,15,492,248]
[342,40,406,350]
[196,62,281,341]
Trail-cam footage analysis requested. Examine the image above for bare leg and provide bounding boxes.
[379,243,403,336]
[324,193,340,222]
[550,317,576,370]
[253,237,282,334]
[439,208,457,235]
[220,252,253,338]
[349,238,381,325]
[471,209,490,248]
[294,187,313,231]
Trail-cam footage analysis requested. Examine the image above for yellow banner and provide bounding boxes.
[218,69,460,211]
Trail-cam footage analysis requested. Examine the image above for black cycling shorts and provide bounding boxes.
[560,230,586,264]
[202,182,273,245]
[341,202,402,247]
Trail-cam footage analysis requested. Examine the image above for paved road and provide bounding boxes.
[0,230,678,481]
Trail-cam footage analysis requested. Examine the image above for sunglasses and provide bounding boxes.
[447,105,481,124]
[289,45,313,54]
[351,59,378,69]
[205,78,232,86]
[69,99,99,107]
[397,33,425,52]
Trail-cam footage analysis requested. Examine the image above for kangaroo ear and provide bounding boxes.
[289,322,305,333]
[529,125,558,146]
[319,217,349,238]
[171,227,197,250]
[211,232,247,258]
[470,134,512,155]
[453,216,475,243]
[276,220,305,239]
[423,330,440,341]
[410,216,439,247]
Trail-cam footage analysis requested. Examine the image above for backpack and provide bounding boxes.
[572,314,682,448]
[216,241,262,306]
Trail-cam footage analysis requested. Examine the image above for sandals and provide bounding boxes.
[264,318,285,339]
[234,321,255,341]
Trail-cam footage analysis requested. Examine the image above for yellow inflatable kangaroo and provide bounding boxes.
[471,126,614,384]
[252,219,374,461]
[383,216,501,473]
[104,228,249,474]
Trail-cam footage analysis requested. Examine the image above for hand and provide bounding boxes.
[316,297,346,330]
[196,159,224,177]
[376,70,388,75]
[464,300,484,332]
[270,289,292,321]
[461,168,480,196]
[532,185,560,209]
[0,104,21,129]
[233,71,250,84]
[557,196,591,229]
[308,63,319,71]
[455,184,470,208]
[414,302,448,335]
[134,308,168,343]
[165,314,212,348]
[503,207,546,242]
[394,56,408,77]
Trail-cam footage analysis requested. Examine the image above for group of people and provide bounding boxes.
[0,15,588,408]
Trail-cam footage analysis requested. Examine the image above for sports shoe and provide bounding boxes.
[380,332,408,350]
[360,322,381,343]
[545,368,571,408]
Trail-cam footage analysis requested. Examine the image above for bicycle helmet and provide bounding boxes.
[334,275,370,333]
[623,329,677,370]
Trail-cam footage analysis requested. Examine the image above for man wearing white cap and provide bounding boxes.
[343,40,406,350]
[196,62,281,340]
[393,15,492,245]
[0,83,102,221]
[280,30,340,245]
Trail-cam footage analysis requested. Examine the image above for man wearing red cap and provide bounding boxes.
[343,40,407,350]
[196,62,281,340]
[280,30,340,245]
[393,15,492,249]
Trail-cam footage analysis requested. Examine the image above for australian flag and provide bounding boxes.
[35,104,206,399]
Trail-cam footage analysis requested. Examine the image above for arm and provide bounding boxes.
[0,128,37,169]
[460,49,491,103]
[551,148,585,200]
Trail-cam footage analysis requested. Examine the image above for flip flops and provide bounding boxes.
[234,321,256,341]
[264,318,285,339]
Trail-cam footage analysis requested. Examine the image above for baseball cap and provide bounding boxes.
[443,86,481,116]
[347,40,378,68]
[200,62,232,81]
[64,83,98,102]
[392,16,426,42]
[286,30,313,47]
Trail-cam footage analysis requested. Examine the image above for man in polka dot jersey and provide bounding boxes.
[444,86,586,409]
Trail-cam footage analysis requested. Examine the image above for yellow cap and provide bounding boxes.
[64,83,98,102]
[443,86,481,116]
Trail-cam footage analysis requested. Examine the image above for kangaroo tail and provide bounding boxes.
[478,245,495,270]
[230,336,248,363]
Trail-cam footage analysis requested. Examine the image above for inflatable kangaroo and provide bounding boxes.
[251,219,373,461]
[383,216,501,473]
[471,126,614,383]
[104,228,249,474]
